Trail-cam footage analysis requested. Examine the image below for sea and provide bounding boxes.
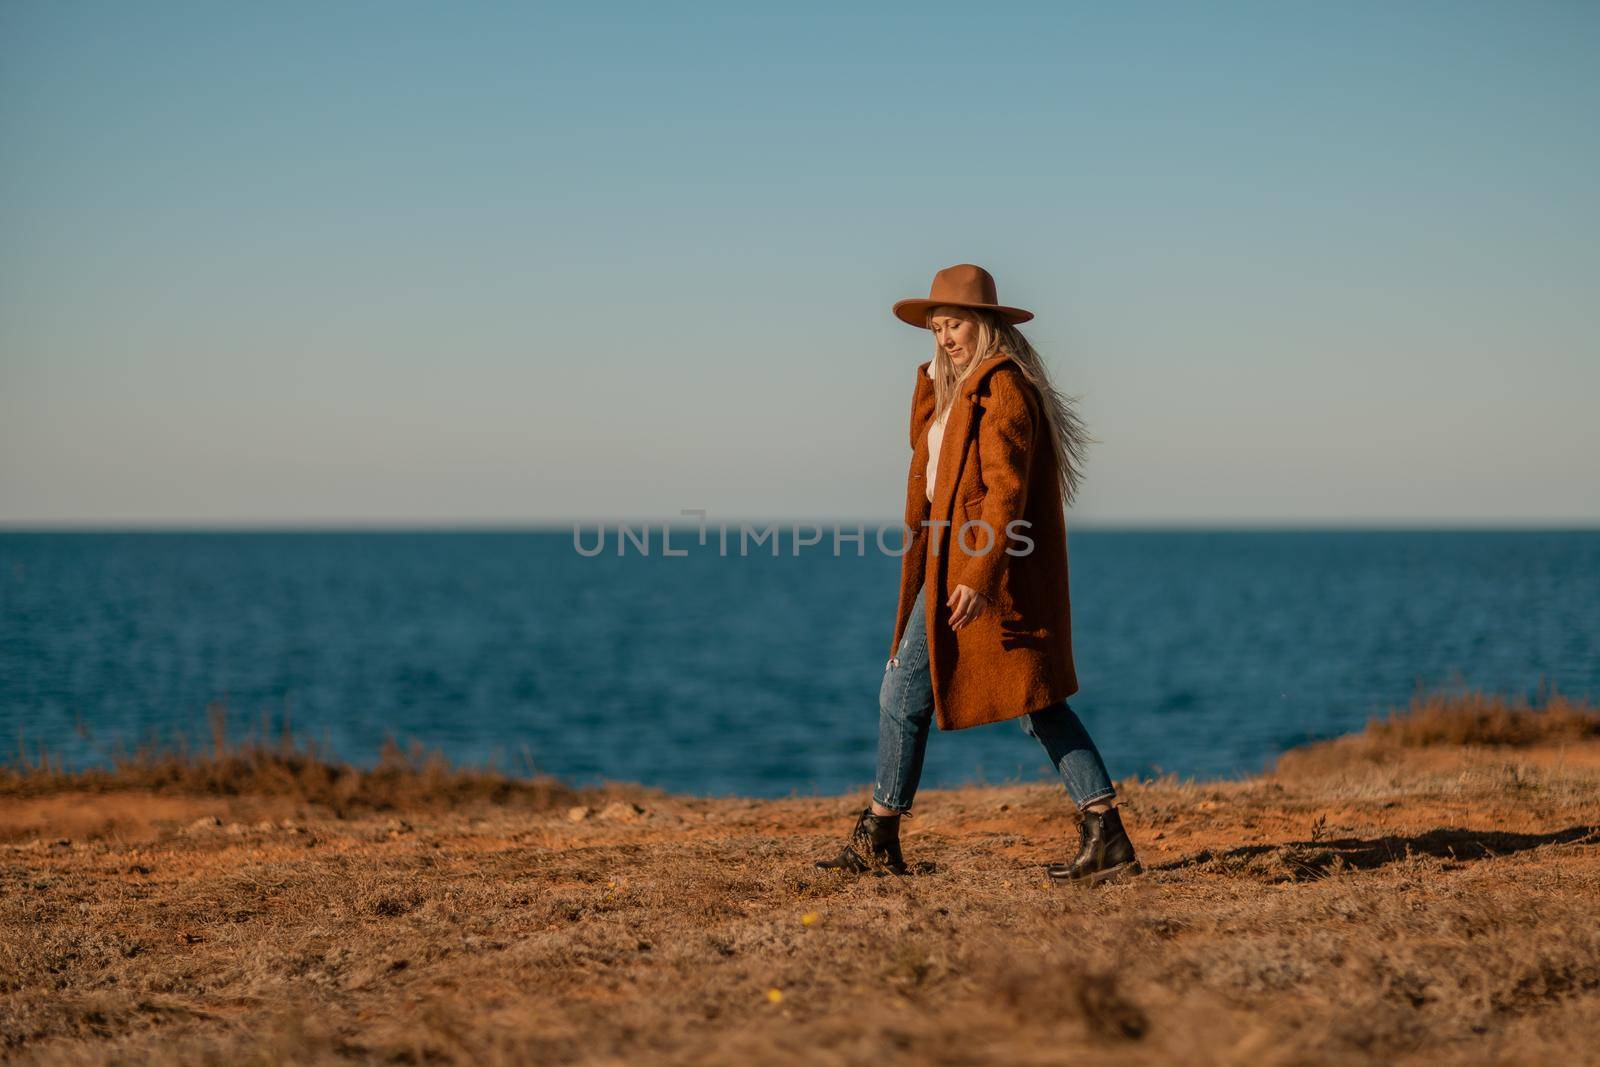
[2,528,1596,797]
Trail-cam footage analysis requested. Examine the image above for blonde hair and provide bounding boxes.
[926,305,1093,506]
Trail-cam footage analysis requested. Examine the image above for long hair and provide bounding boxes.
[926,306,1094,506]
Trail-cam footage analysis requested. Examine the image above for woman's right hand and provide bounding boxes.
[947,584,990,630]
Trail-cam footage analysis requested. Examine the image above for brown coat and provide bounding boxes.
[889,351,1078,731]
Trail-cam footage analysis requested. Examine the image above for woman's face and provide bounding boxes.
[928,309,981,368]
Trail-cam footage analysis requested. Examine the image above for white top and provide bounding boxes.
[925,362,946,503]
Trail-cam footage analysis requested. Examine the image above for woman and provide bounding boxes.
[816,263,1139,886]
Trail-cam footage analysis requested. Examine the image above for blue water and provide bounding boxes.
[2,529,1596,797]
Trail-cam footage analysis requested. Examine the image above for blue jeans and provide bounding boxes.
[872,584,1117,812]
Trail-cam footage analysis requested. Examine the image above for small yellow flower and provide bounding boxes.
[765,988,784,1004]
[801,912,819,926]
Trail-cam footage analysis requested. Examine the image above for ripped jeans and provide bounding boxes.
[872,584,1117,813]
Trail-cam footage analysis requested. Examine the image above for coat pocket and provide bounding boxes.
[952,491,1001,591]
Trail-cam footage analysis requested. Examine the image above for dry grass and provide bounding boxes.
[3,704,592,815]
[1366,690,1600,748]
[3,692,1600,1066]
[1276,689,1600,779]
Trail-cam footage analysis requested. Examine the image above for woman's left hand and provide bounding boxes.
[947,584,990,630]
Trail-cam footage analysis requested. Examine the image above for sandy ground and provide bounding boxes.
[3,728,1599,1066]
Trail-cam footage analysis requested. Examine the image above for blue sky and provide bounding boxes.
[2,1,1596,526]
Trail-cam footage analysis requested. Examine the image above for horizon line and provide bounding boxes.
[3,519,1598,534]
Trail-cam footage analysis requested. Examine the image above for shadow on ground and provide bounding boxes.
[1157,825,1600,882]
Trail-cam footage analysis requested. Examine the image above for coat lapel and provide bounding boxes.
[904,362,936,526]
[918,352,1018,540]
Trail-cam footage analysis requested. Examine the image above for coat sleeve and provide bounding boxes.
[951,368,1036,604]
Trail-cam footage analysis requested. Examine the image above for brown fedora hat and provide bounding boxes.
[892,263,1034,328]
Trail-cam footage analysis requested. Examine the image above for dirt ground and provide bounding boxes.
[3,697,1599,1066]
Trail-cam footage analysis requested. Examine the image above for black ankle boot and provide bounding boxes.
[1048,806,1141,885]
[815,807,908,875]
